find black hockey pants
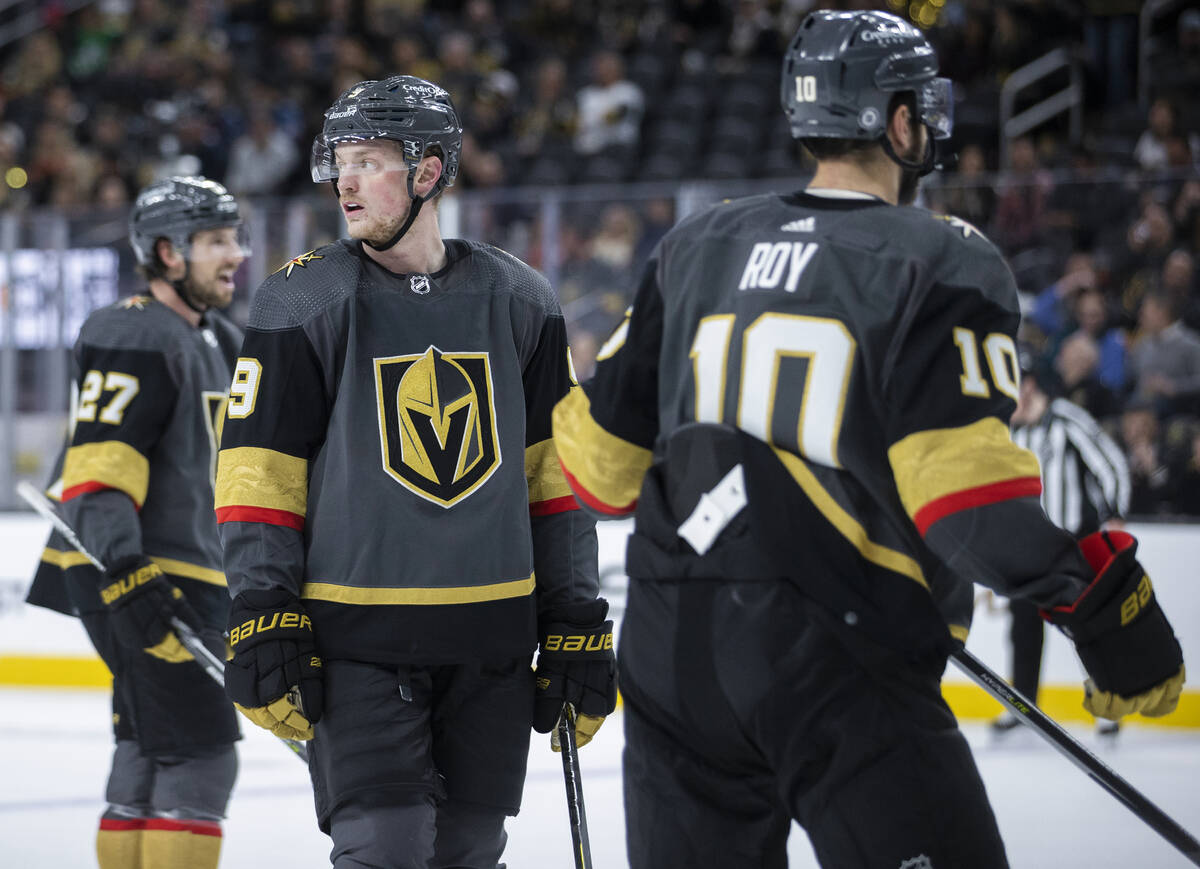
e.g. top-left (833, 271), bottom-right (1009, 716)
top-left (619, 577), bottom-right (1010, 869)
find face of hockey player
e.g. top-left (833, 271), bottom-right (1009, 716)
top-left (334, 140), bottom-right (418, 247)
top-left (183, 225), bottom-right (245, 309)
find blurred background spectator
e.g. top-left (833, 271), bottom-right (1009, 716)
top-left (0, 0), bottom-right (1198, 516)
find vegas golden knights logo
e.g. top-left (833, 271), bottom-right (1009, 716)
top-left (374, 346), bottom-right (501, 507)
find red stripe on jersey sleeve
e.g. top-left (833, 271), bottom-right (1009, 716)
top-left (62, 481), bottom-right (143, 510)
top-left (561, 465), bottom-right (637, 517)
top-left (913, 476), bottom-right (1042, 537)
top-left (529, 494), bottom-right (581, 517)
top-left (215, 505), bottom-right (305, 530)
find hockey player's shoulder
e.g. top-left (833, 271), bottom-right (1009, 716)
top-left (251, 240), bottom-right (358, 328)
top-left (920, 209), bottom-right (1002, 257)
top-left (902, 207), bottom-right (1014, 291)
top-left (265, 240), bottom-right (353, 290)
top-left (666, 193), bottom-right (772, 242)
top-left (461, 239), bottom-right (557, 313)
top-left (79, 294), bottom-right (176, 351)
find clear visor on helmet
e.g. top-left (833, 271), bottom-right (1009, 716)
top-left (311, 133), bottom-right (419, 182)
top-left (180, 223), bottom-right (251, 263)
top-left (917, 77), bottom-right (953, 140)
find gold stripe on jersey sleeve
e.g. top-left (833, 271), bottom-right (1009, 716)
top-left (40, 547), bottom-right (93, 570)
top-left (551, 387), bottom-right (652, 514)
top-left (215, 446), bottom-right (308, 516)
top-left (949, 623), bottom-right (969, 643)
top-left (888, 418), bottom-right (1041, 521)
top-left (301, 572), bottom-right (536, 606)
top-left (772, 446), bottom-right (928, 588)
top-left (148, 556), bottom-right (226, 587)
top-left (62, 441), bottom-right (150, 507)
top-left (525, 438), bottom-right (574, 504)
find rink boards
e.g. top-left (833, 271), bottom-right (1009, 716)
top-left (1, 514), bottom-right (1197, 727)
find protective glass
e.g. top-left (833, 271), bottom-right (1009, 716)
top-left (184, 224), bottom-right (252, 262)
top-left (917, 77), bottom-right (953, 140)
top-left (311, 133), bottom-right (418, 182)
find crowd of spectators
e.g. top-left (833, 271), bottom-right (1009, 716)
top-left (2, 0), bottom-right (1200, 516)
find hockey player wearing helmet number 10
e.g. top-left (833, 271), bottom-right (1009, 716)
top-left (26, 176), bottom-right (248, 869)
top-left (553, 10), bottom-right (1184, 869)
top-left (214, 75), bottom-right (614, 867)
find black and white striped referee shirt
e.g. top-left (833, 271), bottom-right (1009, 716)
top-left (1011, 398), bottom-right (1131, 536)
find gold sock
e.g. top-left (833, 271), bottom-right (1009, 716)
top-left (96, 817), bottom-right (144, 869)
top-left (141, 818), bottom-right (222, 869)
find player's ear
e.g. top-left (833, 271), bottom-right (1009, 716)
top-left (155, 238), bottom-right (184, 271)
top-left (413, 155), bottom-right (443, 197)
top-left (887, 101), bottom-right (915, 154)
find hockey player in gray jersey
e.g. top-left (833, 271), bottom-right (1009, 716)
top-left (26, 176), bottom-right (247, 869)
top-left (215, 76), bottom-right (615, 868)
top-left (554, 10), bottom-right (1184, 869)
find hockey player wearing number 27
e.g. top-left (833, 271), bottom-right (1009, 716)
top-left (25, 176), bottom-right (249, 869)
top-left (553, 10), bottom-right (1186, 869)
top-left (214, 75), bottom-right (615, 869)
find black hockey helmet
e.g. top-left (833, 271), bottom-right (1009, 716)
top-left (311, 74), bottom-right (462, 196)
top-left (129, 176), bottom-right (244, 265)
top-left (782, 10), bottom-right (952, 144)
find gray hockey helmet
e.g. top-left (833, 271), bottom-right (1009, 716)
top-left (782, 10), bottom-right (952, 142)
top-left (129, 176), bottom-right (244, 265)
top-left (311, 74), bottom-right (462, 195)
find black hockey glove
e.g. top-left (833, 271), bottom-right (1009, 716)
top-left (1043, 530), bottom-right (1184, 720)
top-left (100, 556), bottom-right (201, 664)
top-left (533, 598), bottom-right (617, 750)
top-left (225, 589), bottom-right (324, 741)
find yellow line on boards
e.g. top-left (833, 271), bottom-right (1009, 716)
top-left (0, 655), bottom-right (111, 689)
top-left (942, 682), bottom-right (1200, 729)
top-left (1, 657), bottom-right (1197, 729)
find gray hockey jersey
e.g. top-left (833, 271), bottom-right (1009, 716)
top-left (27, 295), bottom-right (241, 628)
top-left (215, 239), bottom-right (597, 665)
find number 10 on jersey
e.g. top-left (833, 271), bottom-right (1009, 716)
top-left (689, 316), bottom-right (1021, 470)
top-left (689, 313), bottom-right (855, 469)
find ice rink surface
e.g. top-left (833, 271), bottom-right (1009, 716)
top-left (2, 688), bottom-right (1199, 868)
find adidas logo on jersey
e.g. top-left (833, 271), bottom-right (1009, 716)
top-left (780, 217), bottom-right (815, 232)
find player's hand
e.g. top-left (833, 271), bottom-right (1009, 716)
top-left (100, 556), bottom-right (199, 663)
top-left (225, 589), bottom-right (323, 740)
top-left (1044, 530), bottom-right (1185, 720)
top-left (533, 598), bottom-right (617, 750)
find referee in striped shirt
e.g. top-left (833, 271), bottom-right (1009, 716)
top-left (993, 351), bottom-right (1132, 734)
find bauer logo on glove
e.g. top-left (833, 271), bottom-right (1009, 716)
top-left (533, 598), bottom-right (618, 750)
top-left (542, 628), bottom-right (614, 654)
top-left (224, 589), bottom-right (324, 741)
top-left (1044, 530), bottom-right (1185, 721)
top-left (229, 611), bottom-right (313, 645)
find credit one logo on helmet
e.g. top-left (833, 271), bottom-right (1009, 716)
top-left (859, 26), bottom-right (910, 44)
top-left (373, 346), bottom-right (501, 507)
top-left (402, 83), bottom-right (447, 99)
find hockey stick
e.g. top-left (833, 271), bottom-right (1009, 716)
top-left (557, 703), bottom-right (593, 869)
top-left (950, 647), bottom-right (1200, 866)
top-left (15, 480), bottom-right (310, 763)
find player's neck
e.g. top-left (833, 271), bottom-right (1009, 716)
top-left (148, 279), bottom-right (203, 328)
top-left (808, 159), bottom-right (900, 205)
top-left (361, 211), bottom-right (448, 276)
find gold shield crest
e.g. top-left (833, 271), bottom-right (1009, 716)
top-left (374, 346), bottom-right (501, 507)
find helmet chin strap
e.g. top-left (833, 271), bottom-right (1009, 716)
top-left (170, 262), bottom-right (208, 315)
top-left (880, 126), bottom-right (937, 177)
top-left (365, 170), bottom-right (438, 253)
